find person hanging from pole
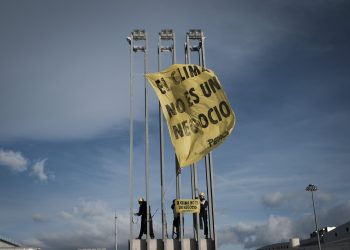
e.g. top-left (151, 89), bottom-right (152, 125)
top-left (199, 192), bottom-right (209, 239)
top-left (134, 197), bottom-right (155, 239)
top-left (171, 199), bottom-right (180, 239)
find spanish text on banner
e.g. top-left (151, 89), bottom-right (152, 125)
top-left (175, 199), bottom-right (200, 214)
top-left (146, 64), bottom-right (235, 167)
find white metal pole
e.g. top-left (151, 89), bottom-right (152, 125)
top-left (158, 33), bottom-right (169, 250)
top-left (143, 32), bottom-right (151, 250)
top-left (128, 33), bottom-right (134, 250)
top-left (186, 32), bottom-right (201, 250)
top-left (209, 154), bottom-right (217, 249)
top-left (312, 191), bottom-right (322, 250)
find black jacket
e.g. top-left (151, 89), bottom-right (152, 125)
top-left (136, 201), bottom-right (147, 219)
top-left (200, 199), bottom-right (208, 216)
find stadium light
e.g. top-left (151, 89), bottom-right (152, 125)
top-left (306, 184), bottom-right (322, 250)
top-left (132, 29), bottom-right (146, 40)
top-left (160, 29), bottom-right (174, 40)
top-left (188, 29), bottom-right (203, 39)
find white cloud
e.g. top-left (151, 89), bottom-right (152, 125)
top-left (29, 199), bottom-right (130, 250)
top-left (59, 211), bottom-right (74, 221)
top-left (218, 200), bottom-right (350, 249)
top-left (31, 159), bottom-right (54, 182)
top-left (318, 200), bottom-right (350, 228)
top-left (0, 148), bottom-right (28, 172)
top-left (262, 192), bottom-right (284, 208)
top-left (315, 191), bottom-right (333, 204)
top-left (0, 149), bottom-right (53, 182)
top-left (255, 215), bottom-right (293, 247)
top-left (32, 213), bottom-right (49, 223)
top-left (73, 199), bottom-right (108, 218)
top-left (218, 215), bottom-right (294, 249)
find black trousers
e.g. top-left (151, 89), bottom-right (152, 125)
top-left (138, 217), bottom-right (154, 239)
top-left (199, 214), bottom-right (208, 237)
top-left (173, 216), bottom-right (180, 238)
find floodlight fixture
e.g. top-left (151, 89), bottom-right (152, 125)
top-left (306, 184), bottom-right (318, 192)
top-left (133, 45), bottom-right (145, 52)
top-left (188, 29), bottom-right (203, 39)
top-left (160, 29), bottom-right (174, 40)
top-left (190, 45), bottom-right (200, 52)
top-left (132, 29), bottom-right (146, 40)
top-left (160, 46), bottom-right (172, 52)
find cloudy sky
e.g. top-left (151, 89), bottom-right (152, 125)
top-left (1, 1), bottom-right (350, 250)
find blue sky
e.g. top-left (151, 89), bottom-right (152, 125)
top-left (1, 1), bottom-right (350, 250)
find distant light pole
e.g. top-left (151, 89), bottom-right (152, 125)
top-left (115, 213), bottom-right (118, 250)
top-left (306, 184), bottom-right (321, 250)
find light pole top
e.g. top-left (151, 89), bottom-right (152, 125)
top-left (159, 29), bottom-right (174, 40)
top-left (306, 184), bottom-right (318, 192)
top-left (132, 29), bottom-right (146, 40)
top-left (187, 29), bottom-right (204, 40)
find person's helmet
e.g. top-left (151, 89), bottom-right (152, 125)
top-left (199, 192), bottom-right (205, 197)
top-left (138, 197), bottom-right (144, 202)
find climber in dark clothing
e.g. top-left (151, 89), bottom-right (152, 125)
top-left (134, 197), bottom-right (155, 239)
top-left (171, 199), bottom-right (180, 239)
top-left (199, 192), bottom-right (209, 239)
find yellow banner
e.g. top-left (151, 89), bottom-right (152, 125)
top-left (146, 64), bottom-right (235, 167)
top-left (175, 199), bottom-right (200, 214)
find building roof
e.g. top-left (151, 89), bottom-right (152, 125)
top-left (0, 235), bottom-right (21, 247)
